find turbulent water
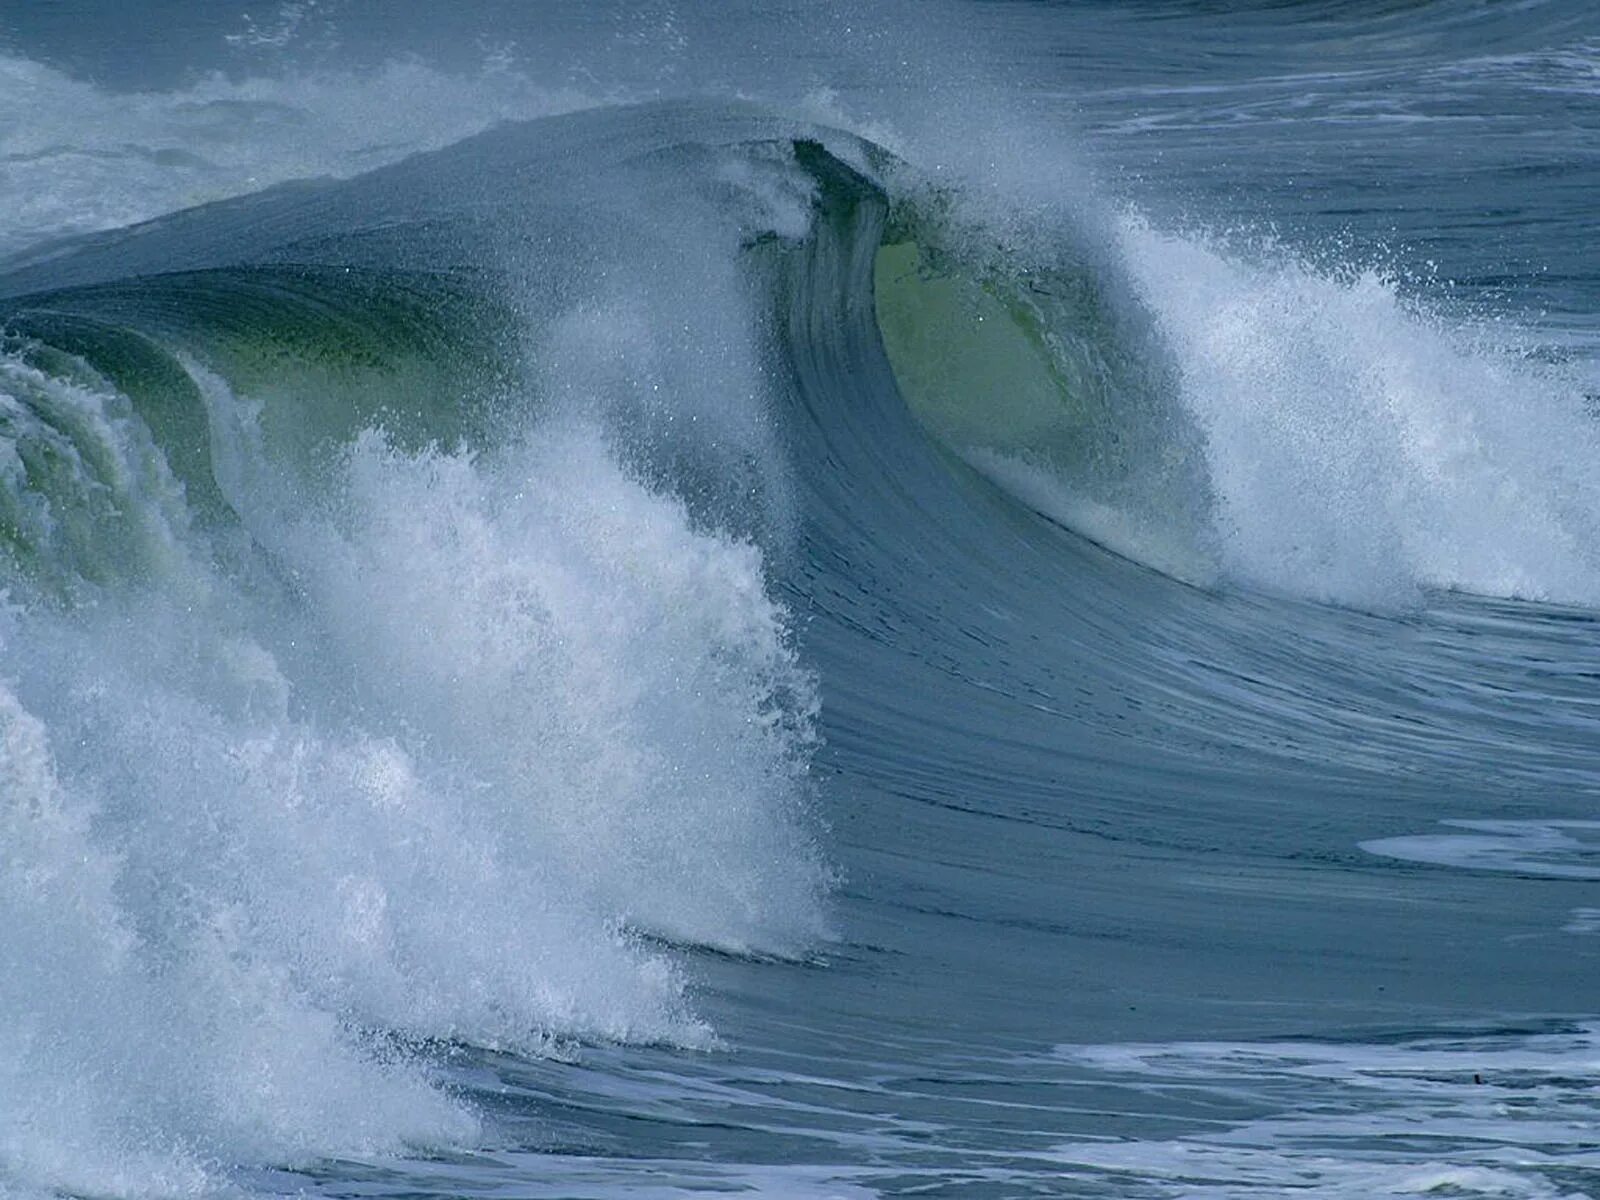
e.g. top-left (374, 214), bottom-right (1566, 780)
top-left (2, 2), bottom-right (1598, 1197)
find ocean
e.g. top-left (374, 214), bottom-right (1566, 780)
top-left (1, 2), bottom-right (1597, 1196)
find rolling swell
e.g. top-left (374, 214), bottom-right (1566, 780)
top-left (0, 99), bottom-right (1598, 1198)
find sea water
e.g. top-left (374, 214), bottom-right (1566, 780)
top-left (1, 3), bottom-right (1598, 1197)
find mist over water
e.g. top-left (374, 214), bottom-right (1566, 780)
top-left (2, 2), bottom-right (1600, 1198)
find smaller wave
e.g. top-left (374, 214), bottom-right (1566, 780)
top-left (877, 179), bottom-right (1600, 608)
top-left (864, 117), bottom-right (1600, 609)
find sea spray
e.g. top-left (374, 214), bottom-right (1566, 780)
top-left (1115, 216), bottom-right (1600, 606)
top-left (0, 343), bottom-right (825, 1193)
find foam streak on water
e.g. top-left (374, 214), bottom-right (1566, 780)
top-left (1052, 1026), bottom-right (1600, 1200)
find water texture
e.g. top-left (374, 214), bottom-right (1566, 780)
top-left (1, 3), bottom-right (1597, 1197)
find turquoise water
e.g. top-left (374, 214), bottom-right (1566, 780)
top-left (1, 5), bottom-right (1598, 1198)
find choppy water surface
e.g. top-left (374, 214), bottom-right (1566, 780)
top-left (1, 3), bottom-right (1597, 1197)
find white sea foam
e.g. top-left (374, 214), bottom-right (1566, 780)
top-left (1115, 217), bottom-right (1600, 607)
top-left (1362, 819), bottom-right (1600, 879)
top-left (1564, 908), bottom-right (1600, 935)
top-left (0, 676), bottom-right (481, 1198)
top-left (1053, 1025), bottom-right (1600, 1199)
top-left (0, 344), bottom-right (824, 1193)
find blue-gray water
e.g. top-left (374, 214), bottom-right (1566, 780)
top-left (1, 3), bottom-right (1597, 1197)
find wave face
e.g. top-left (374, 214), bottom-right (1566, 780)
top-left (3, 3), bottom-right (1600, 1198)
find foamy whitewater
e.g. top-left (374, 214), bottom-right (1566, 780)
top-left (1, 3), bottom-right (1598, 1198)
